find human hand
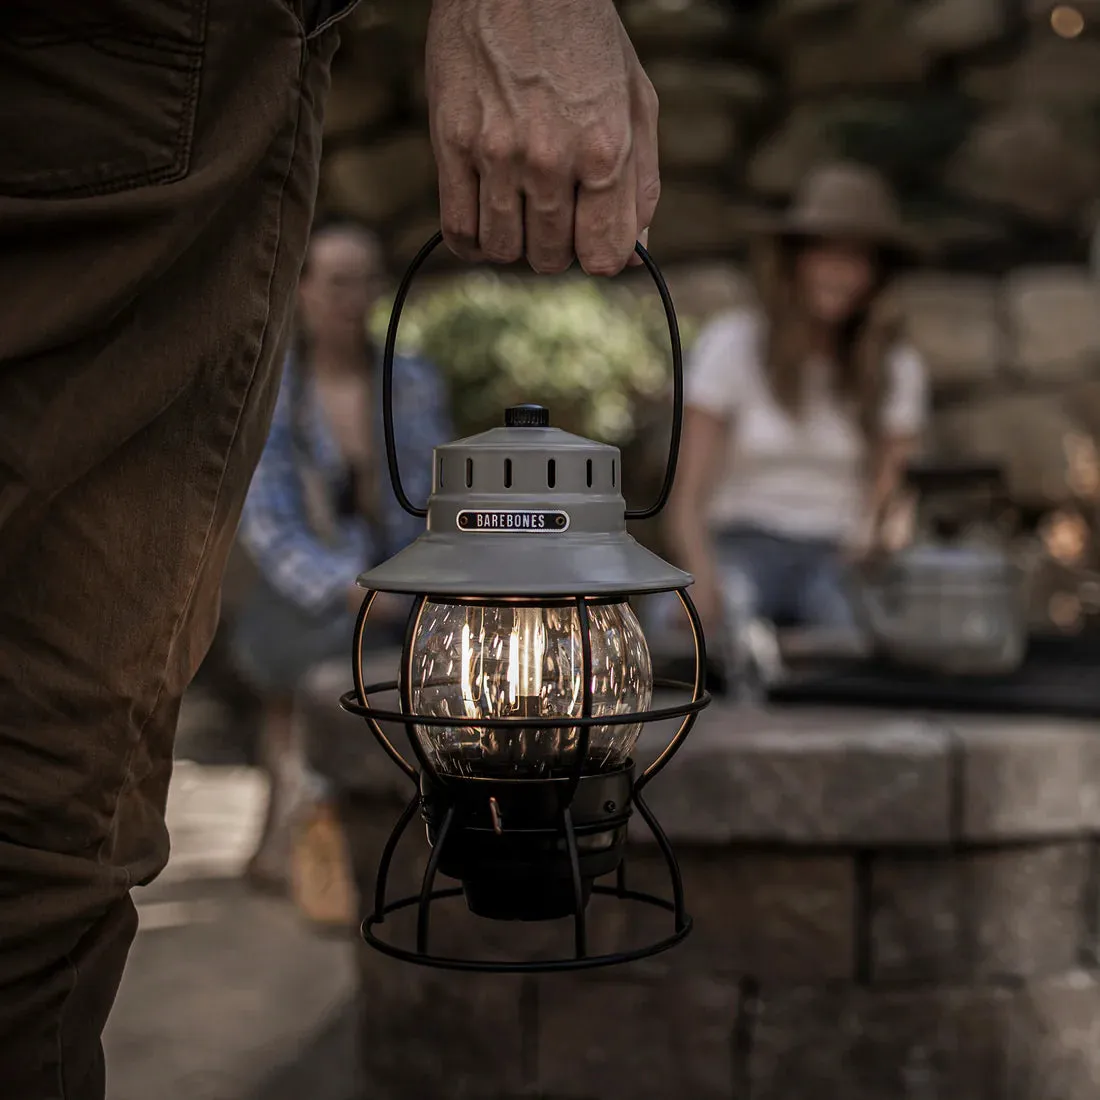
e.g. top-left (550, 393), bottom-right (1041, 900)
top-left (425, 0), bottom-right (660, 276)
top-left (842, 524), bottom-right (885, 568)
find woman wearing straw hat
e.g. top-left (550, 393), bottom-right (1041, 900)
top-left (666, 161), bottom-right (928, 679)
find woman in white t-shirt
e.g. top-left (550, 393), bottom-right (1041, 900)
top-left (667, 162), bottom-right (928, 640)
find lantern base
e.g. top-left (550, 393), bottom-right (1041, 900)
top-left (461, 875), bottom-right (593, 922)
top-left (419, 765), bottom-right (633, 923)
top-left (362, 883), bottom-right (693, 973)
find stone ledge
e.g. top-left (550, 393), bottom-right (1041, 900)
top-left (950, 715), bottom-right (1100, 842)
top-left (633, 706), bottom-right (954, 846)
top-left (301, 654), bottom-right (1100, 847)
top-left (637, 706), bottom-right (1100, 847)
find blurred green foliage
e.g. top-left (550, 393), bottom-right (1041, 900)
top-left (370, 274), bottom-right (695, 444)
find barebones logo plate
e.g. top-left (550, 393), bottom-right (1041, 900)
top-left (456, 510), bottom-right (570, 533)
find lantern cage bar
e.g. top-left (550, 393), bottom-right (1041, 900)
top-left (339, 584), bottom-right (710, 973)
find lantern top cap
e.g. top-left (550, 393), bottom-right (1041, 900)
top-left (504, 404), bottom-right (550, 428)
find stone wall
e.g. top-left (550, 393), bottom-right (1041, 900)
top-left (323, 0), bottom-right (1100, 272)
top-left (299, 666), bottom-right (1100, 1099)
top-left (322, 0), bottom-right (1100, 568)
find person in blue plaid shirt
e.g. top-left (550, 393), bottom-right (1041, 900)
top-left (230, 218), bottom-right (450, 921)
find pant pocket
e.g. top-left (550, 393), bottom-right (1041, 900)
top-left (0, 0), bottom-right (207, 198)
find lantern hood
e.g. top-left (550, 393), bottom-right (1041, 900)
top-left (358, 405), bottom-right (692, 597)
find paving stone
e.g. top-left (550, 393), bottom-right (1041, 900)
top-left (870, 843), bottom-right (1091, 982)
top-left (535, 975), bottom-right (737, 1100)
top-left (106, 882), bottom-right (358, 1100)
top-left (155, 763), bottom-right (266, 888)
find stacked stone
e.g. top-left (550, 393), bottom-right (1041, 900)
top-left (302, 671), bottom-right (1100, 1099)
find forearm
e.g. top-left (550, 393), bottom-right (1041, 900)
top-left (864, 436), bottom-right (917, 536)
top-left (667, 497), bottom-right (719, 593)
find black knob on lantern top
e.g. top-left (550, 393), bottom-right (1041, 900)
top-left (504, 404), bottom-right (550, 428)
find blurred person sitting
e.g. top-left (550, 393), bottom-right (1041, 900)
top-left (231, 218), bottom-right (450, 925)
top-left (666, 162), bottom-right (928, 679)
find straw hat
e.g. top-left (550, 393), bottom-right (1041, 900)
top-left (754, 161), bottom-right (918, 259)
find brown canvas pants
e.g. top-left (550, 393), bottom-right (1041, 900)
top-left (0, 2), bottom-right (349, 1095)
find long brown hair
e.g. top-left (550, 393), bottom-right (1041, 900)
top-left (751, 234), bottom-right (906, 452)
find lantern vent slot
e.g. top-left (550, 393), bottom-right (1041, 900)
top-left (438, 457), bottom-right (444, 489)
top-left (504, 459), bottom-right (513, 489)
top-left (547, 459), bottom-right (556, 489)
top-left (611, 460), bottom-right (617, 487)
top-left (586, 459), bottom-right (593, 488)
top-left (465, 458), bottom-right (473, 488)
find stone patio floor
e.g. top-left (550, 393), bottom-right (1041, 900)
top-left (104, 700), bottom-right (364, 1100)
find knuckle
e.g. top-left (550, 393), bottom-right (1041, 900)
top-left (577, 128), bottom-right (629, 183)
top-left (478, 127), bottom-right (518, 167)
top-left (523, 133), bottom-right (570, 179)
top-left (442, 222), bottom-right (477, 251)
top-left (440, 207), bottom-right (477, 247)
top-left (435, 110), bottom-right (477, 155)
top-left (485, 192), bottom-right (518, 218)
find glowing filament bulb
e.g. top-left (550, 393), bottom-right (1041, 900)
top-left (460, 621), bottom-right (475, 715)
top-left (507, 630), bottom-right (519, 705)
top-left (508, 606), bottom-right (545, 715)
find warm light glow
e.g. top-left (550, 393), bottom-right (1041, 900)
top-left (1051, 4), bottom-right (1085, 37)
top-left (506, 629), bottom-right (520, 705)
top-left (513, 606), bottom-right (545, 703)
top-left (410, 600), bottom-right (653, 778)
top-left (1042, 510), bottom-right (1090, 565)
top-left (460, 620), bottom-right (475, 713)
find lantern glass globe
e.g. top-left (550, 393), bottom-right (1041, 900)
top-left (408, 599), bottom-right (653, 778)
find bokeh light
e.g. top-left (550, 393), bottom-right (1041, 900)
top-left (1051, 4), bottom-right (1086, 37)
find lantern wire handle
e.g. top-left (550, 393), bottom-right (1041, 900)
top-left (381, 231), bottom-right (685, 522)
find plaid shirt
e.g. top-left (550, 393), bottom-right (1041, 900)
top-left (238, 351), bottom-right (450, 614)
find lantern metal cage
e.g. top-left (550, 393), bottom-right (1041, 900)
top-left (339, 232), bottom-right (711, 973)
